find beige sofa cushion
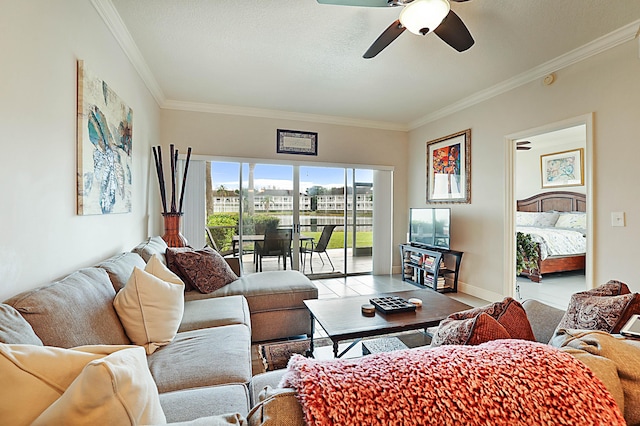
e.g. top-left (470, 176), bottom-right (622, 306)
top-left (160, 384), bottom-right (250, 423)
top-left (180, 296), bottom-right (251, 333)
top-left (132, 236), bottom-right (169, 263)
top-left (0, 304), bottom-right (43, 345)
top-left (147, 325), bottom-right (252, 393)
top-left (5, 268), bottom-right (130, 347)
top-left (0, 344), bottom-right (165, 426)
top-left (97, 252), bottom-right (146, 292)
top-left (185, 271), bottom-right (317, 313)
top-left (114, 258), bottom-right (185, 354)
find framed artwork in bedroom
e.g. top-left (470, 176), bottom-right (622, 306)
top-left (540, 148), bottom-right (584, 188)
top-left (426, 129), bottom-right (471, 204)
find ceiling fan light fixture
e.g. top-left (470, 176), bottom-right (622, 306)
top-left (399, 0), bottom-right (450, 36)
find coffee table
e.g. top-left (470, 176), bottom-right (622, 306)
top-left (304, 289), bottom-right (471, 358)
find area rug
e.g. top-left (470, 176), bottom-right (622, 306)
top-left (259, 340), bottom-right (312, 371)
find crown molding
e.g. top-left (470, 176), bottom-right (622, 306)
top-left (408, 19), bottom-right (640, 130)
top-left (163, 100), bottom-right (409, 132)
top-left (90, 0), bottom-right (165, 106)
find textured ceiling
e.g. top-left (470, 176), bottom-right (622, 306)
top-left (110, 0), bottom-right (640, 128)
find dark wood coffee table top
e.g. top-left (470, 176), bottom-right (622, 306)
top-left (304, 289), bottom-right (471, 343)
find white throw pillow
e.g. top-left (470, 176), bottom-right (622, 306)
top-left (0, 344), bottom-right (165, 425)
top-left (114, 264), bottom-right (185, 354)
top-left (145, 254), bottom-right (184, 285)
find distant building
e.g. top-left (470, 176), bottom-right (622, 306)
top-left (211, 187), bottom-right (372, 213)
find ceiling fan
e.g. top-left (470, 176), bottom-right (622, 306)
top-left (517, 141), bottom-right (532, 151)
top-left (317, 0), bottom-right (474, 59)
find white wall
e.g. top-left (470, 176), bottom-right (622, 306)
top-left (515, 129), bottom-right (586, 200)
top-left (159, 109), bottom-right (409, 271)
top-left (408, 40), bottom-right (640, 299)
top-left (0, 1), bottom-right (160, 300)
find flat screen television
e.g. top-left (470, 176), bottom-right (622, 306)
top-left (409, 208), bottom-right (451, 250)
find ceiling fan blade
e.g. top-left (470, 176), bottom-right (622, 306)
top-left (433, 10), bottom-right (474, 52)
top-left (364, 20), bottom-right (406, 59)
top-left (517, 147), bottom-right (532, 151)
top-left (316, 0), bottom-right (397, 7)
top-left (516, 141), bottom-right (531, 146)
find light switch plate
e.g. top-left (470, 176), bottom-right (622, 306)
top-left (611, 212), bottom-right (625, 227)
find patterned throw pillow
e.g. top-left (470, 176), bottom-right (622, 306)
top-left (165, 247), bottom-right (239, 294)
top-left (557, 281), bottom-right (640, 334)
top-left (447, 297), bottom-right (536, 341)
top-left (431, 313), bottom-right (511, 346)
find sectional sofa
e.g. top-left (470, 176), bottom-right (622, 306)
top-left (1, 236), bottom-right (318, 424)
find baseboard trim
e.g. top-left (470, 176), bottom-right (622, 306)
top-left (457, 280), bottom-right (503, 303)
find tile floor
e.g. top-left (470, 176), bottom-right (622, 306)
top-left (517, 270), bottom-right (586, 310)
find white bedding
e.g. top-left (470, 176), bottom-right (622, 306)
top-left (517, 226), bottom-right (586, 260)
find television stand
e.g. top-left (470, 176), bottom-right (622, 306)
top-left (400, 244), bottom-right (463, 293)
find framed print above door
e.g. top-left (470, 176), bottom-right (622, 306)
top-left (540, 148), bottom-right (584, 188)
top-left (426, 129), bottom-right (471, 204)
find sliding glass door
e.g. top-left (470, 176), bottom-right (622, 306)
top-left (205, 161), bottom-right (374, 277)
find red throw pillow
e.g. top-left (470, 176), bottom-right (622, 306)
top-left (558, 281), bottom-right (640, 334)
top-left (431, 313), bottom-right (511, 347)
top-left (447, 297), bottom-right (536, 341)
top-left (165, 247), bottom-right (238, 294)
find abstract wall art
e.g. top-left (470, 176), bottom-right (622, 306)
top-left (76, 60), bottom-right (133, 215)
top-left (540, 148), bottom-right (584, 188)
top-left (426, 129), bottom-right (471, 204)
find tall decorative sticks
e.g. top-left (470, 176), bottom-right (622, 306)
top-left (152, 145), bottom-right (192, 215)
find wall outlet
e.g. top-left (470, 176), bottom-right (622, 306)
top-left (611, 212), bottom-right (625, 227)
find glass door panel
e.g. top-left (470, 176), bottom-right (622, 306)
top-left (207, 161), bottom-right (374, 277)
top-left (206, 161), bottom-right (241, 256)
top-left (241, 163), bottom-right (295, 274)
top-left (351, 169), bottom-right (374, 274)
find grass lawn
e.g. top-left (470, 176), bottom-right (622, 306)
top-left (302, 231), bottom-right (372, 249)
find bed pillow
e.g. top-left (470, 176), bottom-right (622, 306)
top-left (515, 212), bottom-right (537, 226)
top-left (555, 212), bottom-right (587, 230)
top-left (0, 344), bottom-right (165, 425)
top-left (431, 313), bottom-right (511, 347)
top-left (166, 247), bottom-right (239, 294)
top-left (532, 211), bottom-right (560, 227)
top-left (446, 297), bottom-right (536, 341)
top-left (556, 282), bottom-right (640, 335)
top-left (113, 266), bottom-right (185, 354)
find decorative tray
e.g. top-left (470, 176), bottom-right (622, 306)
top-left (369, 296), bottom-right (417, 314)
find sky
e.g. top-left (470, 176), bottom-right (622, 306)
top-left (210, 162), bottom-right (373, 193)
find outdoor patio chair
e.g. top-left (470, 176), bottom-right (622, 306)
top-left (255, 228), bottom-right (293, 272)
top-left (301, 224), bottom-right (336, 273)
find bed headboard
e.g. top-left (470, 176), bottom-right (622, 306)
top-left (517, 191), bottom-right (586, 213)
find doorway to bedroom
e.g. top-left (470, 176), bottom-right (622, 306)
top-left (507, 115), bottom-right (593, 310)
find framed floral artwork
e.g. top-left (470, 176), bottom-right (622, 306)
top-left (540, 148), bottom-right (584, 188)
top-left (426, 129), bottom-right (471, 204)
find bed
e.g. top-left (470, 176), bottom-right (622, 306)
top-left (516, 191), bottom-right (586, 282)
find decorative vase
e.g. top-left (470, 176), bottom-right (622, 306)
top-left (162, 213), bottom-right (188, 247)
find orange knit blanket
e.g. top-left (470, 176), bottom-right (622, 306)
top-left (280, 340), bottom-right (624, 425)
